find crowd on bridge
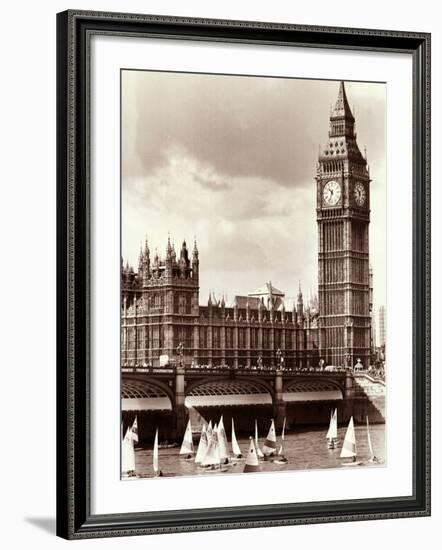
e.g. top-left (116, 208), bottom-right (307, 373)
top-left (123, 358), bottom-right (386, 381)
top-left (122, 343), bottom-right (386, 380)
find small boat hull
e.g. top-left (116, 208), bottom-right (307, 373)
top-left (158, 443), bottom-right (177, 449)
top-left (263, 453), bottom-right (276, 462)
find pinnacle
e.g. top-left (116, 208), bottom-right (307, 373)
top-left (332, 81), bottom-right (355, 121)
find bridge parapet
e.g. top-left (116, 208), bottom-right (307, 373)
top-left (122, 365), bottom-right (349, 379)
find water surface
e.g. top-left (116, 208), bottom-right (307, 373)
top-left (131, 424), bottom-right (385, 479)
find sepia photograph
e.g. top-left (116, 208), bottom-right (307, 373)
top-left (120, 71), bottom-right (387, 479)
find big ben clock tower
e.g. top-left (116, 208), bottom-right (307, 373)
top-left (316, 81), bottom-right (371, 369)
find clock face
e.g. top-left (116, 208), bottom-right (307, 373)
top-left (322, 180), bottom-right (341, 206)
top-left (354, 182), bottom-right (366, 206)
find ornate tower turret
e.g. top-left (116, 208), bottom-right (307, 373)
top-left (179, 240), bottom-right (190, 278)
top-left (191, 240), bottom-right (199, 281)
top-left (138, 245), bottom-right (143, 273)
top-left (153, 248), bottom-right (159, 278)
top-left (297, 282), bottom-right (304, 321)
top-left (139, 238), bottom-right (151, 287)
top-left (165, 235), bottom-right (173, 278)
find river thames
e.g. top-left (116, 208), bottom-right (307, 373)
top-left (130, 423), bottom-right (385, 479)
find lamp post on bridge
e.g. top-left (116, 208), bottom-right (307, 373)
top-left (274, 348), bottom-right (286, 430)
top-left (176, 341), bottom-right (184, 369)
top-left (174, 341), bottom-right (186, 441)
top-left (276, 348), bottom-right (284, 371)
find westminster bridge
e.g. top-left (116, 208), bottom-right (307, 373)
top-left (121, 365), bottom-right (385, 442)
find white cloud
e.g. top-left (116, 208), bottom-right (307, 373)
top-left (122, 73), bottom-right (386, 308)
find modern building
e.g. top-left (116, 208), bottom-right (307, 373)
top-left (121, 81), bottom-right (372, 370)
top-left (378, 305), bottom-right (386, 348)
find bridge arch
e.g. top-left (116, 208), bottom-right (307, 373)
top-left (283, 378), bottom-right (344, 402)
top-left (185, 378), bottom-right (274, 407)
top-left (122, 378), bottom-right (173, 411)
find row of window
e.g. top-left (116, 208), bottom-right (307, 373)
top-left (123, 326), bottom-right (307, 351)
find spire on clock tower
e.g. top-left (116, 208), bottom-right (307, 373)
top-left (333, 81), bottom-right (354, 120)
top-left (329, 81), bottom-right (355, 138)
top-left (319, 81), bottom-right (366, 167)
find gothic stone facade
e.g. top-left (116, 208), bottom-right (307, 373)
top-left (316, 81), bottom-right (371, 368)
top-left (121, 240), bottom-right (319, 369)
top-left (121, 81), bottom-right (372, 370)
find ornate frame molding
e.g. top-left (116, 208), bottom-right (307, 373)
top-left (56, 10), bottom-right (431, 539)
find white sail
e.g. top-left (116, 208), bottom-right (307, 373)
top-left (243, 437), bottom-right (261, 473)
top-left (327, 409), bottom-right (338, 440)
top-left (366, 416), bottom-right (374, 458)
top-left (262, 419), bottom-right (277, 455)
top-left (255, 420), bottom-right (264, 458)
top-left (231, 418), bottom-right (242, 457)
top-left (131, 416), bottom-right (139, 444)
top-left (179, 419), bottom-right (194, 455)
top-left (278, 417), bottom-right (286, 455)
top-left (340, 416), bottom-right (357, 458)
top-left (122, 428), bottom-right (136, 474)
top-left (202, 424), bottom-right (220, 467)
top-left (207, 420), bottom-right (213, 439)
top-left (326, 409), bottom-right (334, 439)
top-left (333, 409), bottom-right (338, 439)
top-left (195, 424), bottom-right (208, 464)
top-left (153, 428), bottom-right (159, 473)
top-left (217, 416), bottom-right (230, 461)
top-left (214, 425), bottom-right (221, 464)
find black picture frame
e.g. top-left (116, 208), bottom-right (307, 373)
top-left (56, 10), bottom-right (431, 540)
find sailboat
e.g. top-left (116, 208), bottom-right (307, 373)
top-left (207, 420), bottom-right (213, 438)
top-left (262, 419), bottom-right (277, 458)
top-left (231, 418), bottom-right (242, 458)
top-left (326, 408), bottom-right (338, 449)
top-left (195, 423), bottom-right (209, 464)
top-left (255, 419), bottom-right (264, 459)
top-left (153, 428), bottom-right (163, 477)
top-left (217, 415), bottom-right (230, 464)
top-left (366, 416), bottom-right (381, 463)
top-left (274, 417), bottom-right (288, 464)
top-left (201, 423), bottom-right (221, 470)
top-left (121, 427), bottom-right (137, 479)
top-left (243, 437), bottom-right (261, 473)
top-left (179, 418), bottom-right (194, 458)
top-left (340, 416), bottom-right (362, 465)
top-left (131, 415), bottom-right (139, 445)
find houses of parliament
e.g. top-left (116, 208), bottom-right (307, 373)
top-left (121, 81), bottom-right (373, 371)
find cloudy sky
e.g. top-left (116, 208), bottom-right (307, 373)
top-left (122, 70), bottom-right (386, 309)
